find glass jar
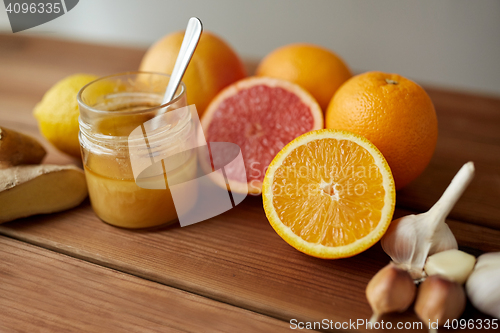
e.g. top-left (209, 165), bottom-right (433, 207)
top-left (77, 72), bottom-right (196, 229)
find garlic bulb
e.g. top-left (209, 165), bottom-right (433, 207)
top-left (381, 162), bottom-right (475, 279)
top-left (466, 252), bottom-right (500, 319)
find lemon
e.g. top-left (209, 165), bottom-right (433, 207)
top-left (33, 74), bottom-right (98, 158)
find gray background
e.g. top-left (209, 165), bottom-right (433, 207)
top-left (1, 0), bottom-right (499, 96)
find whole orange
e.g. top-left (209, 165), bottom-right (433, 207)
top-left (325, 71), bottom-right (438, 189)
top-left (256, 43), bottom-right (352, 110)
top-left (139, 31), bottom-right (246, 116)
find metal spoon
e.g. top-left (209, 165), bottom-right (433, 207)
top-left (162, 17), bottom-right (203, 105)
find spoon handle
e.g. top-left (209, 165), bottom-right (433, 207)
top-left (162, 17), bottom-right (203, 105)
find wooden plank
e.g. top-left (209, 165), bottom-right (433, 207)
top-left (0, 236), bottom-right (297, 333)
top-left (0, 34), bottom-right (499, 331)
top-left (0, 34), bottom-right (145, 97)
top-left (0, 201), bottom-right (497, 332)
top-left (1, 34), bottom-right (499, 229)
top-left (398, 88), bottom-right (500, 230)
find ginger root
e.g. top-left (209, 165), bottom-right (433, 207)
top-left (0, 164), bottom-right (88, 223)
top-left (0, 126), bottom-right (46, 169)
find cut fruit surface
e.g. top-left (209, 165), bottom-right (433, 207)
top-left (201, 77), bottom-right (323, 195)
top-left (262, 129), bottom-right (395, 259)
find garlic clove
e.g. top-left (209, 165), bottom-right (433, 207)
top-left (381, 162), bottom-right (473, 280)
top-left (366, 262), bottom-right (416, 323)
top-left (415, 275), bottom-right (466, 332)
top-left (472, 251), bottom-right (500, 270)
top-left (466, 252), bottom-right (500, 319)
top-left (380, 215), bottom-right (419, 271)
top-left (428, 223), bottom-right (458, 255)
top-left (425, 249), bottom-right (476, 284)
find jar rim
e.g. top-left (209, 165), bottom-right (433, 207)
top-left (76, 71), bottom-right (186, 116)
top-left (79, 114), bottom-right (194, 149)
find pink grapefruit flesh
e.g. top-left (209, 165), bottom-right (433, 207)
top-left (201, 77), bottom-right (323, 195)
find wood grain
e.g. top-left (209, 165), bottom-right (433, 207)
top-left (0, 199), bottom-right (497, 332)
top-left (0, 236), bottom-right (297, 333)
top-left (1, 34), bottom-right (499, 228)
top-left (398, 88), bottom-right (500, 230)
top-left (0, 34), bottom-right (499, 332)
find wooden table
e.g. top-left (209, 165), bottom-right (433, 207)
top-left (0, 34), bottom-right (499, 333)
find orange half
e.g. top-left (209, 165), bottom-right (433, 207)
top-left (262, 129), bottom-right (396, 259)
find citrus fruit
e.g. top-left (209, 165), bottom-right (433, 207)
top-left (326, 71), bottom-right (438, 190)
top-left (256, 43), bottom-right (352, 110)
top-left (201, 77), bottom-right (323, 195)
top-left (139, 31), bottom-right (246, 116)
top-left (262, 129), bottom-right (396, 259)
top-left (34, 74), bottom-right (98, 158)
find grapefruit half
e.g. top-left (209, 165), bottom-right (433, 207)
top-left (201, 77), bottom-right (323, 195)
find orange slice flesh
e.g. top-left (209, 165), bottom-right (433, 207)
top-left (262, 129), bottom-right (395, 259)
